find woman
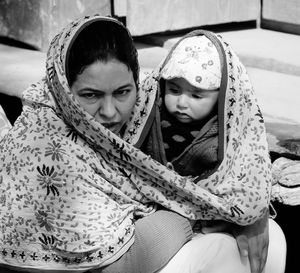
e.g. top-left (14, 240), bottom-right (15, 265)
top-left (0, 14), bottom-right (192, 273)
top-left (0, 15), bottom-right (285, 273)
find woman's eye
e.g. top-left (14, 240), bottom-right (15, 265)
top-left (115, 89), bottom-right (130, 97)
top-left (83, 93), bottom-right (96, 99)
top-left (79, 92), bottom-right (100, 102)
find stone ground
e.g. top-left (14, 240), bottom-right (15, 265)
top-left (1, 26), bottom-right (300, 155)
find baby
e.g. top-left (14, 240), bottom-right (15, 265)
top-left (140, 31), bottom-right (274, 273)
top-left (159, 35), bottom-right (222, 178)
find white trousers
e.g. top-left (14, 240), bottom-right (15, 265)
top-left (158, 219), bottom-right (286, 273)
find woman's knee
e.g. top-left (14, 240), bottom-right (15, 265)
top-left (264, 219), bottom-right (286, 273)
top-left (158, 233), bottom-right (250, 273)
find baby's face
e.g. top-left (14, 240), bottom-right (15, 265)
top-left (164, 78), bottom-right (219, 123)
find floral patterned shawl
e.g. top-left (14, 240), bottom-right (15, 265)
top-left (0, 15), bottom-right (271, 271)
top-left (128, 30), bottom-right (272, 225)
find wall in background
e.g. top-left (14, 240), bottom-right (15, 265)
top-left (123, 0), bottom-right (261, 36)
top-left (0, 0), bottom-right (299, 52)
top-left (0, 0), bottom-right (111, 51)
top-left (262, 0), bottom-right (300, 35)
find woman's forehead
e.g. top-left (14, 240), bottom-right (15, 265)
top-left (72, 59), bottom-right (135, 92)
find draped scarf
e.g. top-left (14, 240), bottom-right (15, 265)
top-left (126, 30), bottom-right (272, 224)
top-left (0, 15), bottom-right (271, 271)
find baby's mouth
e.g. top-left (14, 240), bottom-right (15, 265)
top-left (175, 112), bottom-right (190, 118)
top-left (174, 112), bottom-right (192, 122)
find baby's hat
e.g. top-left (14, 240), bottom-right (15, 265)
top-left (160, 35), bottom-right (221, 90)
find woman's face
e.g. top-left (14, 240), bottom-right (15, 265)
top-left (71, 58), bottom-right (137, 134)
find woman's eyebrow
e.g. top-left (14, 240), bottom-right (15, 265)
top-left (78, 83), bottom-right (134, 93)
top-left (116, 83), bottom-right (134, 90)
top-left (78, 87), bottom-right (102, 93)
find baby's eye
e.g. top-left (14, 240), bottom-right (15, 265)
top-left (192, 94), bottom-right (203, 99)
top-left (169, 88), bottom-right (180, 94)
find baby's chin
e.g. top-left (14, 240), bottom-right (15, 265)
top-left (173, 113), bottom-right (193, 123)
top-left (176, 118), bottom-right (193, 124)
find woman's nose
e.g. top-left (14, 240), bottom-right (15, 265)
top-left (99, 97), bottom-right (116, 119)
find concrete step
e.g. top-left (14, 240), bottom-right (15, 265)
top-left (0, 44), bottom-right (45, 97)
top-left (2, 28), bottom-right (300, 94)
top-left (1, 29), bottom-right (300, 156)
top-left (248, 67), bottom-right (300, 124)
top-left (247, 67), bottom-right (300, 155)
top-left (138, 28), bottom-right (300, 77)
top-left (0, 42), bottom-right (167, 97)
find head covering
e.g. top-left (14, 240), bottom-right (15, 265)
top-left (0, 16), bottom-right (271, 271)
top-left (160, 36), bottom-right (221, 90)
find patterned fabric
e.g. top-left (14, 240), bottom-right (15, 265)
top-left (161, 116), bottom-right (219, 178)
top-left (0, 16), bottom-right (271, 271)
top-left (137, 30), bottom-right (272, 225)
top-left (163, 116), bottom-right (219, 178)
top-left (160, 36), bottom-right (221, 90)
top-left (160, 107), bottom-right (203, 162)
top-left (272, 157), bottom-right (300, 205)
top-left (0, 105), bottom-right (11, 139)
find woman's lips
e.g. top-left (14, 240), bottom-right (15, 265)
top-left (102, 122), bottom-right (119, 132)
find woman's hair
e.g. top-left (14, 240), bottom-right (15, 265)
top-left (67, 20), bottom-right (139, 87)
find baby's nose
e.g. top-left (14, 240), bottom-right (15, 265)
top-left (177, 94), bottom-right (188, 107)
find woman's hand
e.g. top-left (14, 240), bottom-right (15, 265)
top-left (201, 210), bottom-right (269, 273)
top-left (231, 211), bottom-right (269, 273)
